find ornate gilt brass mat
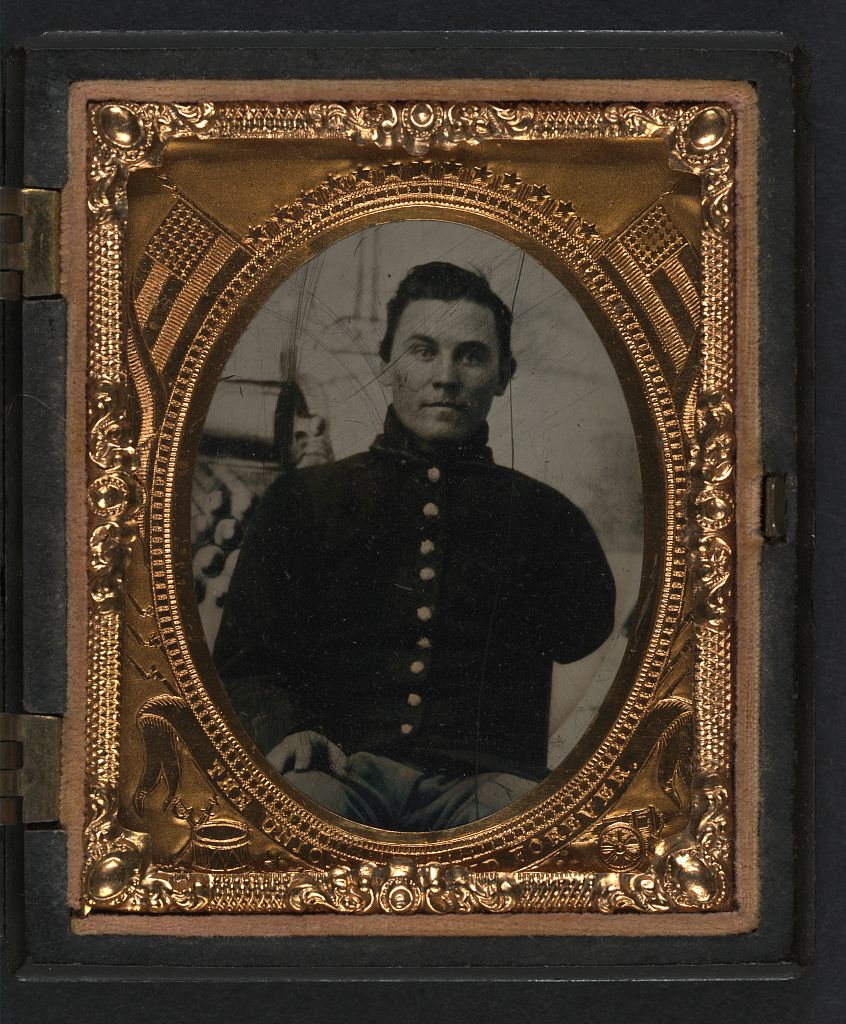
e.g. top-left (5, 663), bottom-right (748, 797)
top-left (65, 83), bottom-right (760, 927)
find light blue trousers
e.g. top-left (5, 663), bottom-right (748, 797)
top-left (286, 751), bottom-right (536, 831)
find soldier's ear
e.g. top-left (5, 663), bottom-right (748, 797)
top-left (495, 355), bottom-right (517, 395)
top-left (379, 357), bottom-right (395, 392)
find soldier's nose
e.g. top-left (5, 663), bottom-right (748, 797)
top-left (432, 357), bottom-right (460, 387)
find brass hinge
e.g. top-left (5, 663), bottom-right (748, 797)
top-left (0, 187), bottom-right (61, 300)
top-left (0, 713), bottom-right (62, 825)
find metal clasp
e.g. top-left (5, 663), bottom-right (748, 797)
top-left (762, 474), bottom-right (786, 542)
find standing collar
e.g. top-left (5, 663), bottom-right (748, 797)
top-left (370, 405), bottom-right (494, 465)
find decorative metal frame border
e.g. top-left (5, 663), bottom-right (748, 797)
top-left (81, 100), bottom-right (736, 915)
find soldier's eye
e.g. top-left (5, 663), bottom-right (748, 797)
top-left (460, 347), bottom-right (487, 365)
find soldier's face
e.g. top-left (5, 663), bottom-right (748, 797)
top-left (384, 298), bottom-right (509, 449)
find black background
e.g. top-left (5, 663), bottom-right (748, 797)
top-left (1, 3), bottom-right (840, 1022)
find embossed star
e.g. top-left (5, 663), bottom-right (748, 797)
top-left (531, 184), bottom-right (551, 202)
top-left (556, 200), bottom-right (575, 216)
top-left (502, 172), bottom-right (521, 189)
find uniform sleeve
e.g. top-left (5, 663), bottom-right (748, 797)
top-left (212, 475), bottom-right (317, 753)
top-left (535, 492), bottom-right (616, 664)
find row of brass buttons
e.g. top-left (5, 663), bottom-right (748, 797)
top-left (401, 465), bottom-right (441, 736)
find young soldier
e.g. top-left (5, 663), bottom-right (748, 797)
top-left (214, 262), bottom-right (615, 830)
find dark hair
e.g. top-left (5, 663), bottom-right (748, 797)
top-left (379, 261), bottom-right (516, 377)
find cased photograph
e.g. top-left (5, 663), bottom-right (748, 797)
top-left (69, 91), bottom-right (758, 922)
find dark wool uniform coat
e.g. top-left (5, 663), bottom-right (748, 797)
top-left (214, 408), bottom-right (616, 781)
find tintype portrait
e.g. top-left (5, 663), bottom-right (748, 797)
top-left (194, 224), bottom-right (641, 830)
top-left (75, 92), bottom-right (752, 919)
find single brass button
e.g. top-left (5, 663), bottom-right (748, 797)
top-left (407, 693), bottom-right (422, 707)
top-left (417, 606), bottom-right (433, 622)
top-left (400, 723), bottom-right (414, 735)
top-left (419, 566), bottom-right (436, 581)
top-left (422, 502), bottom-right (439, 517)
top-left (417, 637), bottom-right (431, 648)
top-left (420, 539), bottom-right (435, 555)
top-left (410, 660), bottom-right (425, 674)
top-left (427, 466), bottom-right (441, 482)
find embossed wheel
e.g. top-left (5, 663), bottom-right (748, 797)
top-left (596, 822), bottom-right (647, 870)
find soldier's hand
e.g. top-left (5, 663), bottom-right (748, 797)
top-left (266, 730), bottom-right (349, 776)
